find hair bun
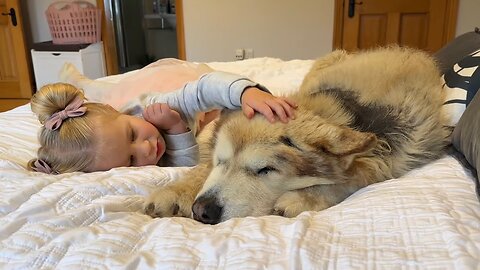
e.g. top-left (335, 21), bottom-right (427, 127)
top-left (31, 83), bottom-right (85, 124)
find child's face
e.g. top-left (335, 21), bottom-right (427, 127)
top-left (88, 114), bottom-right (166, 171)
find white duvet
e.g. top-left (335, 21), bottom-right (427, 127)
top-left (0, 58), bottom-right (479, 269)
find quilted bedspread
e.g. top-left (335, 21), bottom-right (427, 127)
top-left (0, 58), bottom-right (479, 269)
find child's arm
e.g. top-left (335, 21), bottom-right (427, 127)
top-left (121, 71), bottom-right (296, 127)
top-left (142, 103), bottom-right (199, 167)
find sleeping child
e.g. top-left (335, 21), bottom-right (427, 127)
top-left (28, 61), bottom-right (296, 174)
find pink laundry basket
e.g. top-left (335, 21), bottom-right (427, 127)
top-left (46, 1), bottom-right (102, 44)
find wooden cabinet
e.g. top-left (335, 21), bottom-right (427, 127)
top-left (31, 42), bottom-right (106, 90)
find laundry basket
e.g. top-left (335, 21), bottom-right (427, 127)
top-left (46, 1), bottom-right (101, 44)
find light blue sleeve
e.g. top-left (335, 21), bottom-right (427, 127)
top-left (158, 131), bottom-right (199, 167)
top-left (120, 71), bottom-right (269, 126)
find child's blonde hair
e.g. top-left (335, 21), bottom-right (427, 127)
top-left (28, 83), bottom-right (119, 173)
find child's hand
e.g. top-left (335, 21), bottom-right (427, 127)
top-left (143, 103), bottom-right (188, 134)
top-left (241, 87), bottom-right (297, 123)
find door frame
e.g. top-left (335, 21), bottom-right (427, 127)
top-left (96, 0), bottom-right (186, 75)
top-left (332, 0), bottom-right (459, 50)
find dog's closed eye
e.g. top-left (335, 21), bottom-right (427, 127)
top-left (257, 166), bottom-right (277, 175)
top-left (215, 158), bottom-right (228, 166)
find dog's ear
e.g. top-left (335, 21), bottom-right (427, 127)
top-left (312, 125), bottom-right (377, 170)
top-left (311, 124), bottom-right (377, 157)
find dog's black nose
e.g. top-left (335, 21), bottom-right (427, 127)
top-left (192, 196), bottom-right (223, 225)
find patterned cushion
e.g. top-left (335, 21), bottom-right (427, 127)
top-left (441, 49), bottom-right (480, 125)
top-left (434, 28), bottom-right (480, 74)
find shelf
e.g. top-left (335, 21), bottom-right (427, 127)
top-left (144, 13), bottom-right (176, 20)
top-left (144, 13), bottom-right (176, 29)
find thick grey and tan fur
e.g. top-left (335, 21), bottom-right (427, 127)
top-left (144, 46), bottom-right (450, 224)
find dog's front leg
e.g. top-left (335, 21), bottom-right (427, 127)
top-left (143, 163), bottom-right (211, 219)
top-left (273, 183), bottom-right (361, 218)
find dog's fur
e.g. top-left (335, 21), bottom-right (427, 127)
top-left (143, 46), bottom-right (450, 224)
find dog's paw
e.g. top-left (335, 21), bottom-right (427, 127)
top-left (143, 186), bottom-right (193, 218)
top-left (273, 190), bottom-right (330, 218)
top-left (272, 191), bottom-right (309, 218)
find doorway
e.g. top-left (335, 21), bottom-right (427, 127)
top-left (98, 0), bottom-right (185, 74)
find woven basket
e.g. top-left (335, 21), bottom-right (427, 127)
top-left (46, 1), bottom-right (101, 44)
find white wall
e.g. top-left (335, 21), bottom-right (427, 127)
top-left (455, 0), bottom-right (480, 36)
top-left (183, 0), bottom-right (334, 62)
top-left (182, 0), bottom-right (480, 62)
top-left (27, 0), bottom-right (479, 60)
top-left (27, 0), bottom-right (96, 43)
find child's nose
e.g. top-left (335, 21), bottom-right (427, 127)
top-left (138, 140), bottom-right (153, 157)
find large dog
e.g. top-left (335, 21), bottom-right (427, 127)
top-left (143, 46), bottom-right (450, 224)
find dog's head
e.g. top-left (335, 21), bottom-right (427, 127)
top-left (192, 110), bottom-right (376, 224)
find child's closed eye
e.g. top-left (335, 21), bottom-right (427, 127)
top-left (130, 155), bottom-right (135, 166)
top-left (130, 129), bottom-right (136, 142)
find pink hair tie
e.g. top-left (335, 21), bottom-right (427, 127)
top-left (32, 159), bottom-right (55, 174)
top-left (44, 96), bottom-right (87, 130)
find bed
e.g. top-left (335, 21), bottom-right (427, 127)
top-left (1, 33), bottom-right (480, 269)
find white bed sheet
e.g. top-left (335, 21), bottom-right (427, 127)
top-left (0, 58), bottom-right (479, 269)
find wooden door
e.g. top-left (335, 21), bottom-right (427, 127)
top-left (333, 0), bottom-right (458, 53)
top-left (0, 0), bottom-right (33, 111)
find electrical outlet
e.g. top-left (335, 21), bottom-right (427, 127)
top-left (245, 49), bottom-right (254, 59)
top-left (235, 49), bottom-right (244, 60)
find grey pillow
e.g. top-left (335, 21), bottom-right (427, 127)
top-left (441, 27), bottom-right (480, 169)
top-left (452, 90), bottom-right (480, 196)
top-left (437, 28), bottom-right (480, 198)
